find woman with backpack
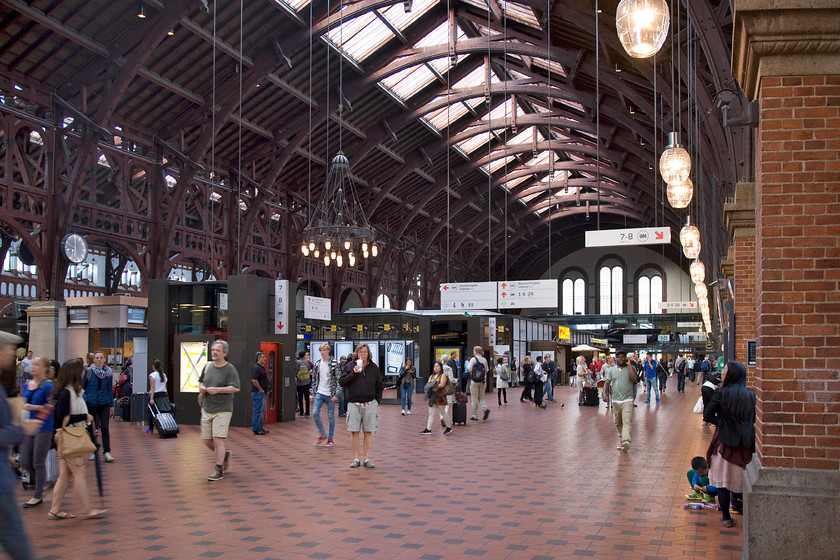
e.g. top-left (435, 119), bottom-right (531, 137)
top-left (703, 361), bottom-right (755, 528)
top-left (519, 356), bottom-right (534, 403)
top-left (20, 356), bottom-right (55, 508)
top-left (145, 359), bottom-right (169, 433)
top-left (494, 356), bottom-right (509, 406)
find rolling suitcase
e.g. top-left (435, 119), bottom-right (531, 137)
top-left (452, 401), bottom-right (468, 425)
top-left (149, 401), bottom-right (179, 438)
top-left (583, 386), bottom-right (599, 406)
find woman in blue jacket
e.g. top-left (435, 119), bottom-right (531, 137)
top-left (84, 351), bottom-right (114, 462)
top-left (20, 356), bottom-right (55, 507)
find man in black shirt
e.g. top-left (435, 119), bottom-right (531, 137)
top-left (250, 352), bottom-right (269, 435)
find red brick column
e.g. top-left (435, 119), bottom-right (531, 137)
top-left (724, 183), bottom-right (756, 385)
top-left (733, 2), bottom-right (840, 558)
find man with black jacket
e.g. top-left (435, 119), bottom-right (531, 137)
top-left (339, 343), bottom-right (383, 469)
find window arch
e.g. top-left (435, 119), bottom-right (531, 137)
top-left (638, 274), bottom-right (663, 314)
top-left (376, 294), bottom-right (391, 309)
top-left (562, 278), bottom-right (585, 315)
top-left (405, 299), bottom-right (416, 311)
top-left (599, 265), bottom-right (623, 314)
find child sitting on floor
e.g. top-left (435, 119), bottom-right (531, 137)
top-left (686, 456), bottom-right (717, 503)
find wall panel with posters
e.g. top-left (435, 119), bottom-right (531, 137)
top-left (179, 341), bottom-right (208, 393)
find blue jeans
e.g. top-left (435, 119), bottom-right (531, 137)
top-left (543, 378), bottom-right (554, 401)
top-left (0, 491), bottom-right (33, 559)
top-left (645, 377), bottom-right (660, 402)
top-left (312, 393), bottom-right (336, 440)
top-left (251, 392), bottom-right (266, 432)
top-left (401, 381), bottom-right (413, 411)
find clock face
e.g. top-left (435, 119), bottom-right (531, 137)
top-left (62, 233), bottom-right (88, 264)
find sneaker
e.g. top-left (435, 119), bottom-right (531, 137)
top-left (315, 435), bottom-right (327, 445)
top-left (325, 439), bottom-right (335, 447)
top-left (622, 442), bottom-right (630, 451)
top-left (349, 459), bottom-right (361, 468)
top-left (401, 409), bottom-right (405, 415)
top-left (103, 452), bottom-right (114, 463)
top-left (89, 453), bottom-right (95, 461)
top-left (144, 428), bottom-right (153, 433)
top-left (644, 400), bottom-right (650, 404)
top-left (702, 494), bottom-right (716, 504)
top-left (656, 400), bottom-right (660, 404)
top-left (443, 427), bottom-right (452, 435)
top-left (730, 505), bottom-right (742, 514)
top-left (723, 519), bottom-right (735, 528)
top-left (420, 429), bottom-right (432, 434)
top-left (223, 450), bottom-right (232, 472)
top-left (362, 459), bottom-right (375, 468)
top-left (686, 491), bottom-right (704, 501)
top-left (616, 444), bottom-right (625, 450)
top-left (207, 466), bottom-right (224, 481)
top-left (406, 410), bottom-right (410, 415)
top-left (483, 409), bottom-right (490, 420)
top-left (470, 416), bottom-right (479, 421)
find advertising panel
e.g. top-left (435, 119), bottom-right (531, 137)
top-left (179, 341), bottom-right (208, 393)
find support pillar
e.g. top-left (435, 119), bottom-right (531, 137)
top-left (26, 301), bottom-right (65, 361)
top-left (733, 1), bottom-right (840, 558)
top-left (724, 183), bottom-right (756, 381)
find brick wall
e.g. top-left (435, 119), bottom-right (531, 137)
top-left (734, 235), bottom-right (756, 385)
top-left (755, 75), bottom-right (840, 470)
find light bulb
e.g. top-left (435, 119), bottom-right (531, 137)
top-left (344, 240), bottom-right (351, 250)
top-left (371, 243), bottom-right (378, 257)
top-left (336, 254), bottom-right (343, 267)
top-left (680, 223), bottom-right (701, 259)
top-left (313, 249), bottom-right (320, 258)
top-left (363, 250), bottom-right (369, 259)
top-left (690, 260), bottom-right (705, 284)
top-left (660, 132), bottom-right (691, 184)
top-left (308, 241), bottom-right (315, 251)
top-left (324, 255), bottom-right (330, 266)
top-left (301, 244), bottom-right (309, 256)
top-left (325, 240), bottom-right (331, 251)
top-left (666, 177), bottom-right (693, 209)
top-left (362, 242), bottom-right (368, 253)
top-left (349, 253), bottom-right (356, 267)
top-left (330, 250), bottom-right (336, 259)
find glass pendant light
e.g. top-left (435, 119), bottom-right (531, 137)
top-left (666, 177), bottom-right (693, 209)
top-left (660, 132), bottom-right (691, 185)
top-left (695, 282), bottom-right (708, 300)
top-left (690, 260), bottom-right (705, 284)
top-left (680, 218), bottom-right (701, 259)
top-left (615, 0), bottom-right (670, 58)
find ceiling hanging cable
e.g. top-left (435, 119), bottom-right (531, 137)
top-left (595, 0), bottom-right (600, 229)
top-left (546, 0), bottom-right (552, 272)
top-left (207, 0), bottom-right (217, 241)
top-left (503, 4), bottom-right (509, 284)
top-left (486, 0), bottom-right (492, 282)
top-left (307, 0), bottom-right (313, 224)
top-left (654, 51), bottom-right (657, 228)
top-left (446, 0), bottom-right (451, 284)
top-left (236, 0), bottom-right (244, 273)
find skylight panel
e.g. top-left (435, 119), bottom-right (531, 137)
top-left (457, 132), bottom-right (492, 155)
top-left (560, 99), bottom-right (585, 112)
top-left (504, 175), bottom-right (530, 189)
top-left (426, 99), bottom-right (471, 130)
top-left (484, 154), bottom-right (516, 174)
top-left (381, 64), bottom-right (437, 100)
top-left (327, 11), bottom-right (393, 63)
top-left (533, 57), bottom-right (567, 78)
top-left (501, 1), bottom-right (541, 28)
top-left (381, 0), bottom-right (437, 30)
top-left (506, 127), bottom-right (541, 145)
top-left (453, 64), bottom-right (499, 90)
top-left (274, 0), bottom-right (310, 12)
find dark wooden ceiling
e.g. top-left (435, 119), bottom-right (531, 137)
top-left (0, 0), bottom-right (746, 280)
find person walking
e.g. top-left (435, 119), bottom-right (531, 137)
top-left (602, 351), bottom-right (639, 451)
top-left (675, 354), bottom-right (687, 393)
top-left (20, 356), bottom-right (54, 508)
top-left (146, 359), bottom-right (170, 434)
top-left (398, 357), bottom-right (416, 416)
top-left (420, 361), bottom-right (452, 435)
top-left (339, 343), bottom-right (383, 469)
top-left (519, 356), bottom-right (534, 402)
top-left (703, 361), bottom-right (755, 528)
top-left (466, 346), bottom-right (490, 421)
top-left (250, 352), bottom-right (269, 435)
top-left (49, 359), bottom-right (107, 520)
top-left (642, 354), bottom-right (660, 405)
top-left (310, 343), bottom-right (340, 446)
top-left (494, 357), bottom-right (509, 405)
top-left (199, 340), bottom-right (240, 481)
top-left (533, 356), bottom-right (546, 409)
top-left (83, 351), bottom-right (115, 462)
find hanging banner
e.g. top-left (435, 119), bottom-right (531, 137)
top-left (304, 295), bottom-right (331, 321)
top-left (274, 280), bottom-right (289, 334)
top-left (489, 317), bottom-right (497, 345)
top-left (440, 282), bottom-right (498, 310)
top-left (385, 341), bottom-right (405, 375)
top-left (585, 227), bottom-right (671, 247)
top-left (497, 280), bottom-right (558, 309)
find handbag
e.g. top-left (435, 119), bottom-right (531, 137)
top-left (454, 391), bottom-right (468, 403)
top-left (54, 416), bottom-right (96, 460)
top-left (693, 396), bottom-right (703, 414)
top-left (439, 376), bottom-right (455, 397)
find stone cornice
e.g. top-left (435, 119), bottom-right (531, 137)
top-left (724, 182), bottom-right (756, 238)
top-left (733, 1), bottom-right (840, 99)
top-left (720, 245), bottom-right (735, 284)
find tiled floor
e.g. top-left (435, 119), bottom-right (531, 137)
top-left (18, 382), bottom-right (743, 559)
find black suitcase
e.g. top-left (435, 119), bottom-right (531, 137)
top-left (583, 386), bottom-right (599, 406)
top-left (118, 396), bottom-right (131, 422)
top-left (452, 402), bottom-right (468, 425)
top-left (149, 402), bottom-right (179, 438)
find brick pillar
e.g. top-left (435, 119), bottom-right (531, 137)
top-left (733, 2), bottom-right (840, 558)
top-left (723, 183), bottom-right (756, 381)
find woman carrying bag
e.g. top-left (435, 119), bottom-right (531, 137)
top-left (146, 359), bottom-right (171, 433)
top-left (420, 362), bottom-right (453, 435)
top-left (398, 358), bottom-right (416, 416)
top-left (49, 359), bottom-right (107, 520)
top-left (19, 356), bottom-right (55, 508)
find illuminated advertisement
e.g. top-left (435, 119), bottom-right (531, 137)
top-left (180, 341), bottom-right (208, 393)
top-left (385, 341), bottom-right (405, 374)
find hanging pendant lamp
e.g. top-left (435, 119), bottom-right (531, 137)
top-left (695, 282), bottom-right (708, 300)
top-left (680, 218), bottom-right (701, 259)
top-left (666, 177), bottom-right (693, 209)
top-left (689, 259), bottom-right (705, 284)
top-left (615, 0), bottom-right (670, 59)
top-left (660, 132), bottom-right (691, 185)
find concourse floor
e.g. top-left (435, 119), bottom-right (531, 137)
top-left (20, 382), bottom-right (743, 560)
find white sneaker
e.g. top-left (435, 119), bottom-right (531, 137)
top-left (406, 410), bottom-right (411, 415)
top-left (104, 452), bottom-right (115, 463)
top-left (89, 453), bottom-right (95, 461)
top-left (401, 409), bottom-right (405, 415)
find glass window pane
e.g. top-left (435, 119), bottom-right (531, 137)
top-left (612, 266), bottom-right (623, 314)
top-left (638, 276), bottom-right (650, 314)
top-left (574, 278), bottom-right (585, 314)
top-left (562, 279), bottom-right (573, 315)
top-left (599, 267), bottom-right (611, 314)
top-left (651, 275), bottom-right (663, 315)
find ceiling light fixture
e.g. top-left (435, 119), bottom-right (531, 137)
top-left (137, 3), bottom-right (146, 18)
top-left (680, 217), bottom-right (701, 259)
top-left (615, 0), bottom-right (670, 58)
top-left (689, 259), bottom-right (705, 285)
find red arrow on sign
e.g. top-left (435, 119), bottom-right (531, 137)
top-left (443, 285), bottom-right (449, 291)
top-left (501, 292), bottom-right (507, 298)
top-left (277, 322), bottom-right (284, 330)
top-left (501, 282), bottom-right (507, 288)
top-left (655, 231), bottom-right (664, 240)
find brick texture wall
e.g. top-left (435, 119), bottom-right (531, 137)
top-left (734, 235), bottom-right (756, 386)
top-left (755, 75), bottom-right (840, 470)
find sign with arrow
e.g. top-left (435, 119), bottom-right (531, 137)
top-left (439, 282), bottom-right (498, 310)
top-left (585, 227), bottom-right (671, 247)
top-left (497, 279), bottom-right (558, 309)
top-left (274, 279), bottom-right (289, 334)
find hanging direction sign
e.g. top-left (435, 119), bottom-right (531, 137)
top-left (304, 295), bottom-right (331, 321)
top-left (497, 280), bottom-right (558, 309)
top-left (585, 227), bottom-right (671, 247)
top-left (660, 301), bottom-right (698, 311)
top-left (440, 282), bottom-right (498, 310)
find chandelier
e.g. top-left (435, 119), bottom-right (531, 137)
top-left (689, 259), bottom-right (705, 284)
top-left (615, 0), bottom-right (670, 59)
top-left (299, 152), bottom-right (378, 268)
top-left (680, 219), bottom-right (701, 259)
top-left (660, 132), bottom-right (691, 185)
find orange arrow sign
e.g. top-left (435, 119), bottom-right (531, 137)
top-left (655, 231), bottom-right (664, 240)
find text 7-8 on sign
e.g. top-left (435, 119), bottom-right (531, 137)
top-left (585, 227), bottom-right (671, 248)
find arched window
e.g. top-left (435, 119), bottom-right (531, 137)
top-left (599, 265), bottom-right (623, 314)
top-left (376, 294), bottom-right (391, 309)
top-left (638, 274), bottom-right (663, 314)
top-left (405, 299), bottom-right (416, 311)
top-left (562, 278), bottom-right (585, 315)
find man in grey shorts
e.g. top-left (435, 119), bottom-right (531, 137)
top-left (199, 340), bottom-right (241, 481)
top-left (339, 343), bottom-right (383, 469)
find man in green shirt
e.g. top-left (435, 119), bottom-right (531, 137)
top-left (199, 340), bottom-right (240, 481)
top-left (602, 350), bottom-right (639, 452)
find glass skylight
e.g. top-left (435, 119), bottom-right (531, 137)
top-left (484, 154), bottom-right (516, 174)
top-left (532, 56), bottom-right (567, 78)
top-left (501, 0), bottom-right (541, 28)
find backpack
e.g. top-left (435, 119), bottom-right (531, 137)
top-left (498, 364), bottom-right (510, 382)
top-left (296, 360), bottom-right (311, 382)
top-left (471, 359), bottom-right (486, 383)
top-left (676, 359), bottom-right (686, 373)
top-left (524, 363), bottom-right (536, 384)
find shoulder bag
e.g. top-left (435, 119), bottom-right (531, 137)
top-left (54, 416), bottom-right (96, 460)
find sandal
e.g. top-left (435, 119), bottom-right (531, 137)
top-left (80, 509), bottom-right (108, 520)
top-left (23, 498), bottom-right (43, 508)
top-left (49, 511), bottom-right (76, 520)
